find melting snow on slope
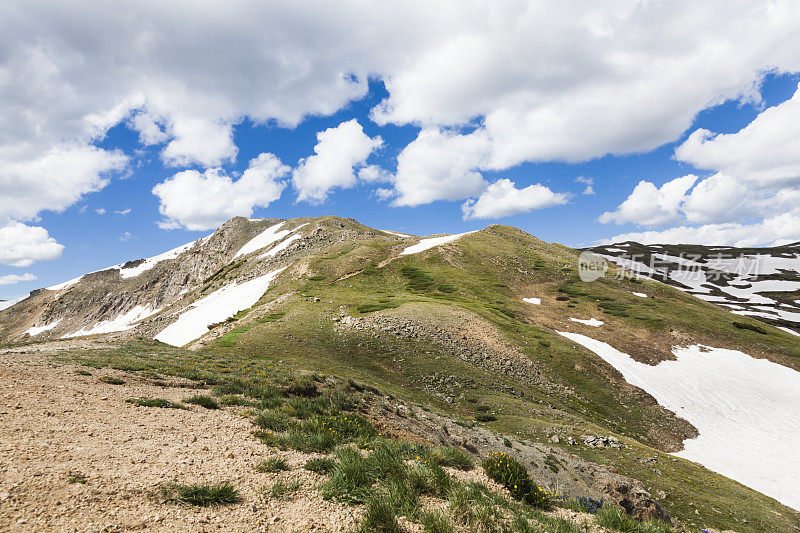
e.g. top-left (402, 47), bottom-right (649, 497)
top-left (400, 232), bottom-right (475, 255)
top-left (522, 297), bottom-right (541, 305)
top-left (259, 232), bottom-right (303, 258)
top-left (0, 296), bottom-right (25, 311)
top-left (569, 317), bottom-right (603, 327)
top-left (25, 319), bottom-right (62, 336)
top-left (777, 326), bottom-right (800, 337)
top-left (155, 268), bottom-right (285, 347)
top-left (235, 222), bottom-right (291, 258)
top-left (119, 240), bottom-right (197, 278)
top-left (381, 229), bottom-right (413, 238)
top-left (63, 305), bottom-right (161, 338)
top-left (631, 292), bottom-right (647, 298)
top-left (557, 331), bottom-right (800, 511)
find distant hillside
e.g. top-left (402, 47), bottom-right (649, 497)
top-left (585, 241), bottom-right (800, 336)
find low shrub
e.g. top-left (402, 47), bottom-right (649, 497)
top-left (475, 413), bottom-right (497, 422)
top-left (482, 452), bottom-right (549, 509)
top-left (99, 376), bottom-right (125, 385)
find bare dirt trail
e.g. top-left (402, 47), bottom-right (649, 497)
top-left (0, 350), bottom-right (355, 532)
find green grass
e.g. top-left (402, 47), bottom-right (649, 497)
top-left (264, 475), bottom-right (302, 499)
top-left (126, 397), bottom-right (185, 409)
top-left (304, 457), bottom-right (336, 474)
top-left (76, 369), bottom-right (92, 376)
top-left (428, 446), bottom-right (474, 471)
top-left (596, 507), bottom-right (674, 532)
top-left (217, 325), bottom-right (253, 346)
top-left (98, 376), bottom-right (125, 385)
top-left (732, 321), bottom-right (767, 334)
top-left (255, 456), bottom-right (289, 473)
top-left (67, 474), bottom-right (87, 484)
top-left (162, 482), bottom-right (239, 506)
top-left (183, 394), bottom-right (220, 409)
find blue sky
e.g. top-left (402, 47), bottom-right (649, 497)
top-left (3, 2), bottom-right (800, 300)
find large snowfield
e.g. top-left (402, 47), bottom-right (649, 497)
top-left (155, 268), bottom-right (285, 347)
top-left (557, 331), bottom-right (800, 510)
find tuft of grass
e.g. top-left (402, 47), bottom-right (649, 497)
top-left (595, 506), bottom-right (673, 532)
top-left (429, 446), bottom-right (474, 471)
top-left (126, 397), bottom-right (185, 409)
top-left (76, 369), bottom-right (92, 376)
top-left (162, 482), bottom-right (239, 506)
top-left (253, 408), bottom-right (291, 431)
top-left (304, 457), bottom-right (336, 474)
top-left (219, 394), bottom-right (254, 406)
top-left (419, 509), bottom-right (453, 533)
top-left (264, 475), bottom-right (302, 499)
top-left (322, 446), bottom-right (378, 503)
top-left (183, 394), bottom-right (220, 409)
top-left (99, 376), bottom-right (125, 385)
top-left (475, 413), bottom-right (497, 422)
top-left (255, 457), bottom-right (289, 473)
top-left (67, 474), bottom-right (87, 484)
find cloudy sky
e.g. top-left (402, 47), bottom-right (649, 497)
top-left (2, 0), bottom-right (800, 299)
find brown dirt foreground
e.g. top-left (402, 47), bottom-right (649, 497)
top-left (0, 350), bottom-right (360, 532)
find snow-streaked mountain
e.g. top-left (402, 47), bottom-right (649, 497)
top-left (0, 216), bottom-right (401, 346)
top-left (587, 241), bottom-right (800, 333)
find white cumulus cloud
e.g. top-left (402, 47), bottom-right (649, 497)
top-left (292, 119), bottom-right (382, 204)
top-left (461, 179), bottom-right (569, 220)
top-left (0, 273), bottom-right (36, 286)
top-left (0, 222), bottom-right (64, 267)
top-left (153, 153), bottom-right (289, 231)
top-left (599, 175), bottom-right (698, 227)
top-left (675, 83), bottom-right (800, 186)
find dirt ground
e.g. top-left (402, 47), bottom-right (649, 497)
top-left (0, 349), bottom-right (358, 532)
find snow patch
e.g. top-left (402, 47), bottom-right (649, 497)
top-left (25, 319), bottom-right (62, 336)
top-left (0, 296), bottom-right (25, 311)
top-left (235, 222), bottom-right (290, 258)
top-left (631, 292), bottom-right (647, 298)
top-left (400, 232), bottom-right (475, 255)
top-left (259, 232), bottom-right (303, 259)
top-left (63, 305), bottom-right (160, 338)
top-left (522, 297), bottom-right (541, 305)
top-left (556, 331), bottom-right (800, 511)
top-left (569, 317), bottom-right (604, 327)
top-left (155, 268), bottom-right (285, 347)
top-left (381, 229), bottom-right (413, 238)
top-left (777, 326), bottom-right (800, 337)
top-left (119, 240), bottom-right (196, 279)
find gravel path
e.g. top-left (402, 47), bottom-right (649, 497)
top-left (0, 351), bottom-right (356, 532)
